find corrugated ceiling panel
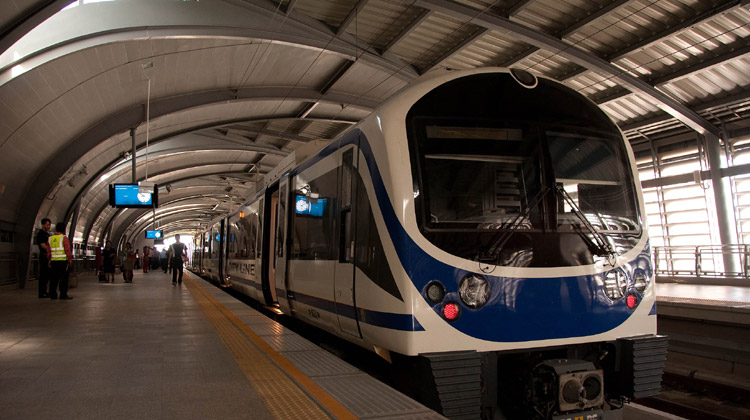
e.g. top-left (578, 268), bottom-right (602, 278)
top-left (346, 0), bottom-right (422, 49)
top-left (513, 0), bottom-right (594, 34)
top-left (567, 0), bottom-right (709, 57)
top-left (327, 60), bottom-right (408, 103)
top-left (390, 11), bottom-right (481, 70)
top-left (613, 7), bottom-right (750, 96)
top-left (291, 0), bottom-right (357, 27)
top-left (299, 120), bottom-right (353, 139)
top-left (516, 49), bottom-right (572, 78)
top-left (442, 30), bottom-right (525, 69)
top-left (566, 70), bottom-right (620, 97)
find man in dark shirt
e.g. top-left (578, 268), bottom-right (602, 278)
top-left (167, 234), bottom-right (187, 285)
top-left (36, 218), bottom-right (52, 298)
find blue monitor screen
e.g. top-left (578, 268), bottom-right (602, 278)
top-left (214, 233), bottom-right (221, 242)
top-left (295, 195), bottom-right (327, 217)
top-left (109, 184), bottom-right (158, 208)
top-left (145, 230), bottom-right (163, 239)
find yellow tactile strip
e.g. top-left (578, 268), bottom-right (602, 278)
top-left (183, 274), bottom-right (357, 420)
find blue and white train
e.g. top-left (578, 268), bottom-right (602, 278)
top-left (193, 68), bottom-right (667, 420)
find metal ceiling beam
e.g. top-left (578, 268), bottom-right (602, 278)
top-left (414, 0), bottom-right (721, 137)
top-left (19, 85), bottom-right (364, 251)
top-left (128, 200), bottom-right (234, 240)
top-left (63, 114), bottom-right (312, 236)
top-left (285, 0), bottom-right (298, 14)
top-left (338, 0), bottom-right (372, 35)
top-left (219, 125), bottom-right (321, 144)
top-left (0, 0), bottom-right (70, 55)
top-left (619, 91), bottom-right (750, 134)
top-left (381, 9), bottom-right (432, 55)
top-left (499, 46), bottom-right (539, 67)
top-left (1, 0), bottom-right (419, 83)
top-left (506, 0), bottom-right (534, 18)
top-left (558, 0), bottom-right (630, 39)
top-left (650, 41), bottom-right (750, 86)
top-left (606, 0), bottom-right (742, 62)
top-left (296, 59), bottom-right (360, 119)
top-left (196, 130), bottom-right (286, 154)
top-left (593, 40), bottom-right (750, 105)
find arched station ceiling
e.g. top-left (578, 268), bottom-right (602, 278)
top-left (1, 0), bottom-right (748, 281)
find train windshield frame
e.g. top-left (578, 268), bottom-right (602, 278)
top-left (404, 73), bottom-right (644, 267)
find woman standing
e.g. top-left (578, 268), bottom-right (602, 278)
top-left (122, 242), bottom-right (135, 283)
top-left (142, 246), bottom-right (150, 273)
top-left (101, 241), bottom-right (117, 283)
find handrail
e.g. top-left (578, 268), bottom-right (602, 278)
top-left (654, 245), bottom-right (750, 279)
top-left (0, 254), bottom-right (97, 286)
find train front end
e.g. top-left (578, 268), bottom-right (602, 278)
top-left (372, 68), bottom-right (667, 419)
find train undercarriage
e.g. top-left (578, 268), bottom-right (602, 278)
top-left (393, 335), bottom-right (668, 420)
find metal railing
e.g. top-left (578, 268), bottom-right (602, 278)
top-left (654, 245), bottom-right (750, 279)
top-left (0, 254), bottom-right (98, 286)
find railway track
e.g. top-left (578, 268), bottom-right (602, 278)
top-left (636, 372), bottom-right (750, 420)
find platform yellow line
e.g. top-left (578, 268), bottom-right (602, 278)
top-left (183, 274), bottom-right (358, 420)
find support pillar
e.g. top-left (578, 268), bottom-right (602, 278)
top-left (704, 132), bottom-right (739, 274)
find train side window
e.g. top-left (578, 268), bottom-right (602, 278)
top-left (291, 169), bottom-right (337, 260)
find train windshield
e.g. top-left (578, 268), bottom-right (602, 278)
top-left (420, 124), bottom-right (639, 226)
top-left (410, 120), bottom-right (641, 267)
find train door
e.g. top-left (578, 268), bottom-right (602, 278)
top-left (262, 181), bottom-right (282, 306)
top-left (275, 175), bottom-right (291, 313)
top-left (219, 219), bottom-right (228, 285)
top-left (334, 142), bottom-right (361, 338)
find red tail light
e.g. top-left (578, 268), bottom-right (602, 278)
top-left (626, 294), bottom-right (638, 309)
top-left (443, 302), bottom-right (460, 321)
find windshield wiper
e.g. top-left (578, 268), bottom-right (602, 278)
top-left (555, 185), bottom-right (617, 263)
top-left (476, 186), bottom-right (550, 265)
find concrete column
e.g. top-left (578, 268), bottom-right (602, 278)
top-left (704, 132), bottom-right (739, 274)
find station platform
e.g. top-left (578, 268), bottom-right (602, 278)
top-left (655, 282), bottom-right (750, 394)
top-left (0, 270), bottom-right (697, 420)
top-left (656, 282), bottom-right (750, 307)
top-left (655, 282), bottom-right (750, 325)
top-left (0, 270), bottom-right (445, 420)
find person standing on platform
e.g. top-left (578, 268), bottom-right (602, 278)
top-left (36, 218), bottom-right (52, 298)
top-left (95, 245), bottom-right (103, 277)
top-left (168, 234), bottom-right (187, 285)
top-left (122, 242), bottom-right (135, 283)
top-left (48, 222), bottom-right (73, 300)
top-left (159, 247), bottom-right (168, 273)
top-left (102, 241), bottom-right (116, 283)
top-left (142, 246), bottom-right (150, 273)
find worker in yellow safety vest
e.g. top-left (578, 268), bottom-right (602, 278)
top-left (48, 222), bottom-right (73, 300)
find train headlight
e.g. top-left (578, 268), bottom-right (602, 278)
top-left (425, 281), bottom-right (446, 303)
top-left (604, 270), bottom-right (627, 301)
top-left (458, 275), bottom-right (490, 309)
top-left (633, 270), bottom-right (648, 293)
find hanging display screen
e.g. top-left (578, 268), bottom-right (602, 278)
top-left (109, 184), bottom-right (158, 208)
top-left (145, 230), bottom-right (163, 239)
